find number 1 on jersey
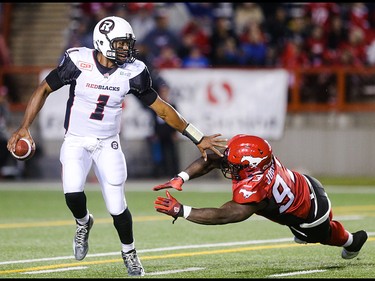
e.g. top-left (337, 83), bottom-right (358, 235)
top-left (90, 94), bottom-right (109, 120)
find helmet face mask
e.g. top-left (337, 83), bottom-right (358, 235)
top-left (221, 135), bottom-right (273, 181)
top-left (93, 16), bottom-right (138, 65)
top-left (111, 38), bottom-right (137, 64)
top-left (221, 154), bottom-right (250, 180)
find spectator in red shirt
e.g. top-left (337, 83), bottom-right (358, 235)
top-left (348, 3), bottom-right (370, 32)
top-left (153, 45), bottom-right (182, 68)
top-left (179, 17), bottom-right (211, 58)
top-left (337, 26), bottom-right (367, 66)
top-left (280, 38), bottom-right (310, 68)
top-left (304, 2), bottom-right (340, 33)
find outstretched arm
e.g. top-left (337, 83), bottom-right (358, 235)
top-left (186, 200), bottom-right (263, 225)
top-left (183, 152), bottom-right (224, 180)
top-left (154, 190), bottom-right (266, 225)
top-left (149, 96), bottom-right (227, 161)
top-left (153, 153), bottom-right (223, 191)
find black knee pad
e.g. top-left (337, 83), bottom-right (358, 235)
top-left (112, 208), bottom-right (134, 244)
top-left (65, 192), bottom-right (87, 219)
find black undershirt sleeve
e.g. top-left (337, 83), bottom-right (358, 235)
top-left (45, 51), bottom-right (81, 91)
top-left (45, 68), bottom-right (64, 91)
top-left (135, 87), bottom-right (158, 106)
top-left (129, 67), bottom-right (158, 106)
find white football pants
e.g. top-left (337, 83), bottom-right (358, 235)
top-left (60, 133), bottom-right (127, 215)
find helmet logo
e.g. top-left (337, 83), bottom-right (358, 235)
top-left (241, 155), bottom-right (268, 168)
top-left (99, 19), bottom-right (115, 34)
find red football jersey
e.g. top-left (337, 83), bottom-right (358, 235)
top-left (232, 156), bottom-right (312, 226)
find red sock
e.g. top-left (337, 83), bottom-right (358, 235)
top-left (322, 211), bottom-right (349, 246)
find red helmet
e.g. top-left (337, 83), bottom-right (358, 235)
top-left (221, 134), bottom-right (273, 180)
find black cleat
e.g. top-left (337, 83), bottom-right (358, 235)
top-left (341, 230), bottom-right (368, 259)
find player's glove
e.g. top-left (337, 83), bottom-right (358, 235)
top-left (153, 176), bottom-right (184, 191)
top-left (154, 190), bottom-right (183, 223)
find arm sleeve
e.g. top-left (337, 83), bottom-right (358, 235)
top-left (45, 50), bottom-right (81, 91)
top-left (45, 68), bottom-right (64, 91)
top-left (128, 67), bottom-right (158, 106)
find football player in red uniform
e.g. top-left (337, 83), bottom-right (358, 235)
top-left (154, 134), bottom-right (368, 260)
top-left (7, 16), bottom-right (226, 276)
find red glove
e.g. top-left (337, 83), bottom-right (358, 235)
top-left (154, 190), bottom-right (183, 223)
top-left (153, 176), bottom-right (184, 191)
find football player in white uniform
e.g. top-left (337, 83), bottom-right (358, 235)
top-left (7, 16), bottom-right (227, 276)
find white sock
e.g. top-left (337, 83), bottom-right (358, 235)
top-left (76, 212), bottom-right (90, 225)
top-left (343, 231), bottom-right (353, 248)
top-left (122, 242), bottom-right (135, 253)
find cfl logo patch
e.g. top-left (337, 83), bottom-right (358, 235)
top-left (99, 19), bottom-right (115, 34)
top-left (111, 141), bottom-right (119, 150)
top-left (78, 61), bottom-right (93, 71)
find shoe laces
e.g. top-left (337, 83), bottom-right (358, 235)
top-left (124, 251), bottom-right (141, 270)
top-left (75, 223), bottom-right (89, 246)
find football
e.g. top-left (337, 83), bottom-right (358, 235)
top-left (11, 138), bottom-right (36, 161)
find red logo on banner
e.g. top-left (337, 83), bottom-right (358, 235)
top-left (207, 82), bottom-right (233, 104)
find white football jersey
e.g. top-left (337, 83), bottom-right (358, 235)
top-left (56, 47), bottom-right (149, 138)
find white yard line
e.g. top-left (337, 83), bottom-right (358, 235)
top-left (147, 267), bottom-right (205, 276)
top-left (269, 269), bottom-right (327, 277)
top-left (22, 266), bottom-right (88, 274)
top-left (22, 266), bottom-right (203, 276)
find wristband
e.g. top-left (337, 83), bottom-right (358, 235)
top-left (183, 205), bottom-right (192, 218)
top-left (182, 123), bottom-right (204, 145)
top-left (177, 171), bottom-right (189, 182)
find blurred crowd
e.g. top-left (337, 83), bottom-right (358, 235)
top-left (66, 2), bottom-right (375, 69)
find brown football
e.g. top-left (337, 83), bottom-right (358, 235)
top-left (11, 138), bottom-right (36, 161)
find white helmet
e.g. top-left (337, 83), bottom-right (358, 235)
top-left (93, 16), bottom-right (138, 65)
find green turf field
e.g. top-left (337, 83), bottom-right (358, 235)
top-left (0, 180), bottom-right (374, 278)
